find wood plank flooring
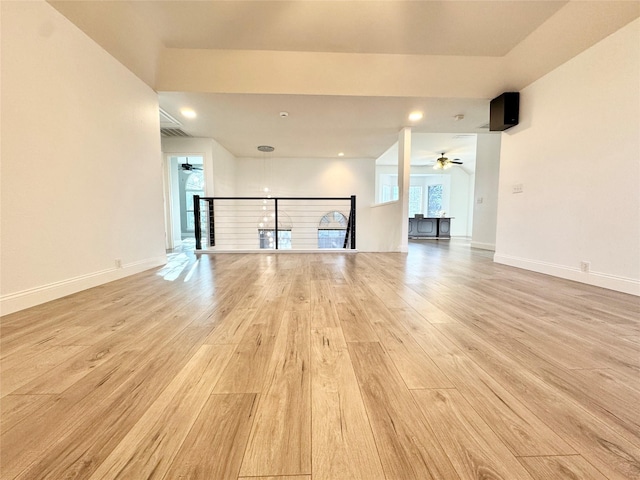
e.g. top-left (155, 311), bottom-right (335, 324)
top-left (1, 240), bottom-right (639, 479)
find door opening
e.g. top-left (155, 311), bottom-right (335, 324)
top-left (165, 155), bottom-right (205, 250)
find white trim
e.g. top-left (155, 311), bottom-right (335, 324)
top-left (493, 253), bottom-right (640, 296)
top-left (0, 255), bottom-right (167, 316)
top-left (471, 241), bottom-right (496, 251)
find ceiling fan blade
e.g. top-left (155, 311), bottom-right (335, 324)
top-left (451, 160), bottom-right (463, 164)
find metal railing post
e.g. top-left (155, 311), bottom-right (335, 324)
top-left (343, 213), bottom-right (351, 249)
top-left (194, 195), bottom-right (202, 250)
top-left (350, 195), bottom-right (356, 249)
top-left (274, 198), bottom-right (279, 250)
top-left (208, 199), bottom-right (215, 247)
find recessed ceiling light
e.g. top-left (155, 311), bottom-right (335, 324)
top-left (408, 111), bottom-right (423, 121)
top-left (180, 108), bottom-right (196, 119)
top-left (338, 152), bottom-right (345, 157)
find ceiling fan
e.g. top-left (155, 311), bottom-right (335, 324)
top-left (433, 152), bottom-right (463, 170)
top-left (180, 158), bottom-right (202, 171)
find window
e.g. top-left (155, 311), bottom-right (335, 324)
top-left (257, 212), bottom-right (292, 249)
top-left (381, 184), bottom-right (399, 202)
top-left (376, 172), bottom-right (450, 215)
top-left (318, 211), bottom-right (348, 249)
top-left (408, 185), bottom-right (423, 217)
top-left (427, 184), bottom-right (443, 217)
top-left (318, 229), bottom-right (346, 249)
top-left (259, 229), bottom-right (292, 249)
top-left (185, 171), bottom-right (204, 190)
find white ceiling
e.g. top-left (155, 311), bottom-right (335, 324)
top-left (378, 132), bottom-right (479, 169)
top-left (50, 1), bottom-right (640, 166)
top-left (129, 1), bottom-right (566, 56)
top-left (159, 92), bottom-right (490, 163)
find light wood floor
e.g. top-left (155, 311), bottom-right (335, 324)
top-left (1, 240), bottom-right (639, 479)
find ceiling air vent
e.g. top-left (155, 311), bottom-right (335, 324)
top-left (161, 128), bottom-right (191, 137)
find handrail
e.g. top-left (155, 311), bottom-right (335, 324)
top-left (197, 196), bottom-right (353, 201)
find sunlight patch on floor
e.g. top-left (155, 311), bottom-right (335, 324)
top-left (157, 252), bottom-right (190, 281)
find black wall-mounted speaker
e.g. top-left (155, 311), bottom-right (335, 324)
top-left (490, 92), bottom-right (520, 131)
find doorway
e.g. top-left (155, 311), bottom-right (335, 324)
top-left (165, 155), bottom-right (205, 250)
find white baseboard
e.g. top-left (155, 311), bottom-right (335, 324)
top-left (493, 253), bottom-right (640, 296)
top-left (0, 255), bottom-right (167, 316)
top-left (470, 241), bottom-right (496, 251)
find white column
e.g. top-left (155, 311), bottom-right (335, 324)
top-left (397, 127), bottom-right (411, 252)
top-left (471, 133), bottom-right (501, 251)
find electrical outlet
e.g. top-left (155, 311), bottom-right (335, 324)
top-left (115, 259), bottom-right (122, 269)
top-left (476, 197), bottom-right (484, 204)
top-left (580, 261), bottom-right (590, 273)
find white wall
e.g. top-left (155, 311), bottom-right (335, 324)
top-left (495, 19), bottom-right (640, 295)
top-left (368, 201), bottom-right (403, 252)
top-left (471, 134), bottom-right (501, 250)
top-left (447, 166), bottom-right (474, 237)
top-left (211, 141), bottom-right (237, 196)
top-left (1, 1), bottom-right (167, 314)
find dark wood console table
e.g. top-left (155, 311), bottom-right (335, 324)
top-left (408, 216), bottom-right (452, 238)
